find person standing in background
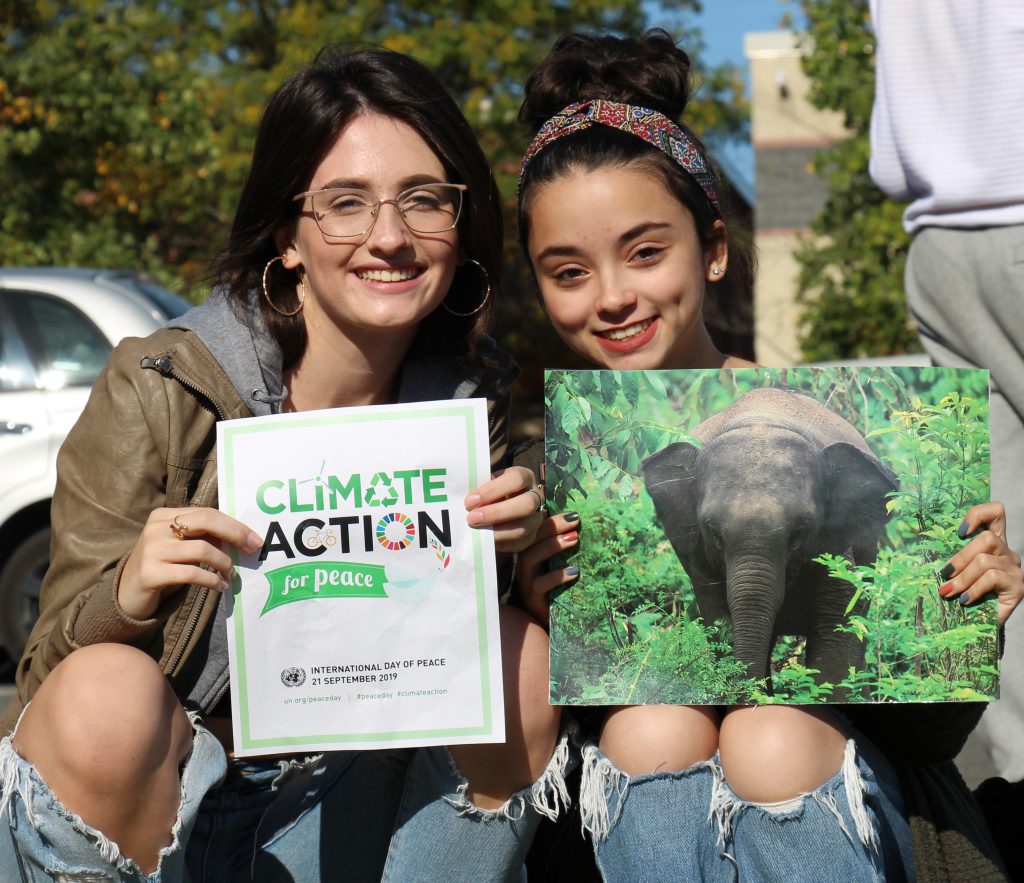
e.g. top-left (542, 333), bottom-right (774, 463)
top-left (868, 2), bottom-right (1024, 873)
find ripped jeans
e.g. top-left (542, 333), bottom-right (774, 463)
top-left (0, 712), bottom-right (574, 882)
top-left (579, 727), bottom-right (915, 883)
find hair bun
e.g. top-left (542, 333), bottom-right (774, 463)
top-left (520, 29), bottom-right (692, 131)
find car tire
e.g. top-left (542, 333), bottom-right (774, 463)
top-left (0, 526), bottom-right (49, 660)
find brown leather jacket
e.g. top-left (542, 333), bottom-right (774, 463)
top-left (3, 323), bottom-right (515, 734)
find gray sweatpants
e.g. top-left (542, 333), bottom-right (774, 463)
top-left (906, 224), bottom-right (1024, 784)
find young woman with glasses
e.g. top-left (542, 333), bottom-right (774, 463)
top-left (0, 46), bottom-right (568, 882)
top-left (515, 30), bottom-right (1024, 882)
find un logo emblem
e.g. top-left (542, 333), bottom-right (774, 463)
top-left (281, 667), bottom-right (306, 687)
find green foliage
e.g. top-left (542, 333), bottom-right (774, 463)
top-left (546, 367), bottom-right (737, 512)
top-left (1, 1), bottom-right (746, 327)
top-left (546, 367), bottom-right (997, 705)
top-left (1, 1), bottom-right (229, 288)
top-left (797, 384), bottom-right (996, 702)
top-left (548, 454), bottom-right (761, 705)
top-left (792, 0), bottom-right (918, 360)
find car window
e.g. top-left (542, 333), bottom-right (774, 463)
top-left (5, 291), bottom-right (111, 390)
top-left (104, 272), bottom-right (192, 319)
top-left (129, 279), bottom-right (192, 319)
top-left (0, 298), bottom-right (39, 391)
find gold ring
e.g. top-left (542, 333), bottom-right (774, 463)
top-left (527, 487), bottom-right (545, 512)
top-left (170, 515), bottom-right (188, 540)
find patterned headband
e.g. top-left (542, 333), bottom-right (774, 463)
top-left (518, 99), bottom-right (720, 217)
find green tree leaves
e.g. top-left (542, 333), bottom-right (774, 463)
top-left (545, 368), bottom-right (701, 512)
top-left (2, 2), bottom-right (234, 285)
top-left (2, 0), bottom-right (745, 319)
top-left (793, 0), bottom-right (919, 360)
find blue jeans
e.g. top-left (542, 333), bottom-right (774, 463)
top-left (0, 711), bottom-right (573, 882)
top-left (580, 726), bottom-right (914, 883)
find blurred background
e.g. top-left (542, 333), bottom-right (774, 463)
top-left (0, 0), bottom-right (917, 416)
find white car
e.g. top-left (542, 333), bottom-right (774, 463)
top-left (0, 268), bottom-right (191, 669)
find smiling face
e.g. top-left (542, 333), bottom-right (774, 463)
top-left (526, 164), bottom-right (728, 370)
top-left (281, 112), bottom-right (459, 353)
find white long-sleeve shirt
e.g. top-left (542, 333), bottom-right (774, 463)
top-left (869, 0), bottom-right (1024, 234)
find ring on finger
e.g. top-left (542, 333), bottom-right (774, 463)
top-left (526, 487), bottom-right (545, 512)
top-left (170, 514), bottom-right (189, 540)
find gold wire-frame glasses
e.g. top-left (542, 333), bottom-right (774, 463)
top-left (292, 182), bottom-right (467, 238)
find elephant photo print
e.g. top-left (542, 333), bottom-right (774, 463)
top-left (543, 367), bottom-right (998, 705)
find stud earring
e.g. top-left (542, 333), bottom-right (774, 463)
top-left (711, 266), bottom-right (724, 276)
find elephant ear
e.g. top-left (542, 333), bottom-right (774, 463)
top-left (821, 442), bottom-right (899, 538)
top-left (641, 442), bottom-right (702, 556)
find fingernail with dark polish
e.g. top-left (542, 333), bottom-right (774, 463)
top-left (957, 519), bottom-right (970, 540)
top-left (566, 566), bottom-right (580, 578)
top-left (959, 593), bottom-right (971, 606)
top-left (564, 512), bottom-right (580, 523)
top-left (939, 562), bottom-right (955, 581)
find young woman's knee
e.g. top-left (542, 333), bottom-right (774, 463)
top-left (600, 705), bottom-right (720, 776)
top-left (13, 643), bottom-right (192, 790)
top-left (718, 705), bottom-right (847, 803)
top-left (499, 605), bottom-right (561, 761)
top-left (444, 607), bottom-right (564, 809)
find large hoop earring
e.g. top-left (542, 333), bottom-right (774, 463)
top-left (262, 255), bottom-right (305, 317)
top-left (443, 259), bottom-right (490, 317)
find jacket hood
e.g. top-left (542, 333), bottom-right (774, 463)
top-left (168, 289), bottom-right (518, 416)
top-left (168, 288), bottom-right (284, 417)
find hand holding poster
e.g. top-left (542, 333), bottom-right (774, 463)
top-left (218, 398), bottom-right (504, 756)
top-left (545, 367), bottom-right (998, 706)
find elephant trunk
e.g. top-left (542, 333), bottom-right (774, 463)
top-left (724, 551), bottom-right (787, 680)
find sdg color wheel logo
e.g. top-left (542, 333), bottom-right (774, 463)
top-left (376, 512), bottom-right (416, 550)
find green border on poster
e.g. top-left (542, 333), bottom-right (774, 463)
top-left (219, 403), bottom-right (495, 750)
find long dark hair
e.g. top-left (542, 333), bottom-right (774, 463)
top-left (212, 45), bottom-right (501, 366)
top-left (517, 30), bottom-right (753, 294)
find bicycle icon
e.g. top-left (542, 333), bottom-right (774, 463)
top-left (303, 526), bottom-right (337, 548)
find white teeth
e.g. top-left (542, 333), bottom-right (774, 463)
top-left (604, 319), bottom-right (653, 341)
top-left (358, 268), bottom-right (417, 282)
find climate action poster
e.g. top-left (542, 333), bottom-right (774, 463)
top-left (217, 398), bottom-right (504, 756)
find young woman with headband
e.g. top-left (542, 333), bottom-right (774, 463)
top-left (515, 30), bottom-right (1023, 882)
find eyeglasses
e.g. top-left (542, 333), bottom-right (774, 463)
top-left (292, 182), bottom-right (467, 238)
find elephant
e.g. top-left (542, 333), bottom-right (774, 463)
top-left (641, 387), bottom-right (898, 697)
